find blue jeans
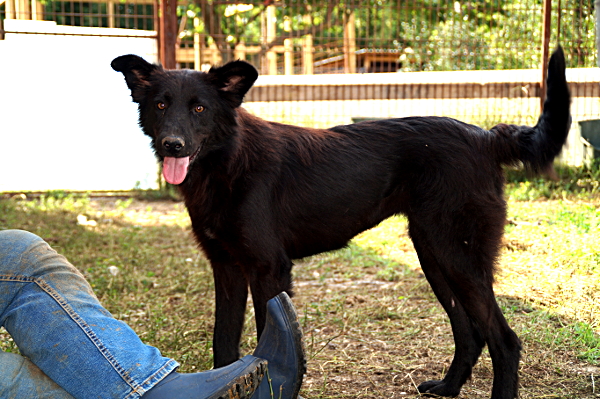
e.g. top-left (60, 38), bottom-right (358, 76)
top-left (0, 230), bottom-right (179, 399)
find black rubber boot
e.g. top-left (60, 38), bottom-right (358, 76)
top-left (142, 355), bottom-right (266, 399)
top-left (252, 292), bottom-right (306, 399)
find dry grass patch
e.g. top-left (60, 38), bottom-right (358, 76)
top-left (0, 191), bottom-right (599, 398)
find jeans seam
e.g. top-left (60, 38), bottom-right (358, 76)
top-left (123, 360), bottom-right (177, 399)
top-left (0, 274), bottom-right (142, 393)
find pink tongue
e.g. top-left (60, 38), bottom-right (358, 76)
top-left (163, 156), bottom-right (190, 185)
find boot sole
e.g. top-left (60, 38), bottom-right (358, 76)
top-left (212, 360), bottom-right (267, 399)
top-left (276, 292), bottom-right (307, 398)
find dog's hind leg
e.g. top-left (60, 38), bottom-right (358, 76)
top-left (410, 230), bottom-right (486, 397)
top-left (409, 215), bottom-right (521, 399)
top-left (444, 277), bottom-right (520, 399)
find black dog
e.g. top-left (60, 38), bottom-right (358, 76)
top-left (112, 47), bottom-right (570, 399)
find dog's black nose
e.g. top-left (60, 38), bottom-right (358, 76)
top-left (161, 136), bottom-right (185, 155)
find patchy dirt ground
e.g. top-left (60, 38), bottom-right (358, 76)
top-left (91, 198), bottom-right (600, 398)
top-left (2, 195), bottom-right (598, 398)
top-left (293, 268), bottom-right (597, 398)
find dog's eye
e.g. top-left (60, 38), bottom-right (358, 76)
top-left (157, 102), bottom-right (166, 110)
top-left (194, 105), bottom-right (205, 113)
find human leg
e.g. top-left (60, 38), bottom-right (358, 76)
top-left (0, 351), bottom-right (75, 399)
top-left (0, 230), bottom-right (265, 399)
top-left (0, 229), bottom-right (177, 398)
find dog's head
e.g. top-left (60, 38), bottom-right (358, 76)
top-left (111, 55), bottom-right (258, 185)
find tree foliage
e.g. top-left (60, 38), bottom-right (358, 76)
top-left (19, 0), bottom-right (594, 70)
top-left (179, 0), bottom-right (595, 70)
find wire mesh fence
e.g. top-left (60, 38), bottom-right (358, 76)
top-left (174, 1), bottom-right (595, 73)
top-left (0, 0), bottom-right (598, 165)
top-left (2, 1), bottom-right (595, 70)
top-left (0, 0), bottom-right (155, 30)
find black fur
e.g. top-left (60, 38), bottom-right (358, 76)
top-left (112, 47), bottom-right (570, 399)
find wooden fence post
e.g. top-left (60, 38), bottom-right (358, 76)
top-left (302, 34), bottom-right (314, 75)
top-left (16, 0), bottom-right (30, 19)
top-left (235, 41), bottom-right (247, 62)
top-left (159, 0), bottom-right (177, 69)
top-left (283, 16), bottom-right (293, 75)
top-left (344, 9), bottom-right (356, 73)
top-left (107, 0), bottom-right (115, 27)
top-left (265, 4), bottom-right (277, 75)
top-left (31, 0), bottom-right (43, 20)
top-left (5, 0), bottom-right (15, 19)
top-left (302, 14), bottom-right (313, 75)
top-left (284, 38), bottom-right (293, 75)
top-left (540, 0), bottom-right (552, 111)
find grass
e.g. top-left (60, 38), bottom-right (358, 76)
top-left (505, 162), bottom-right (600, 201)
top-left (1, 164), bottom-right (600, 397)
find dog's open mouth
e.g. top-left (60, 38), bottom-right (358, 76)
top-left (162, 146), bottom-right (201, 185)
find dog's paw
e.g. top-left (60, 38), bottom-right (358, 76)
top-left (417, 380), bottom-right (461, 397)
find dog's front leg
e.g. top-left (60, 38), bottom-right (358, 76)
top-left (247, 254), bottom-right (295, 340)
top-left (211, 261), bottom-right (249, 368)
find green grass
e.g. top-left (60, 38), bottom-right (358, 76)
top-left (1, 163), bottom-right (600, 397)
top-left (505, 162), bottom-right (600, 200)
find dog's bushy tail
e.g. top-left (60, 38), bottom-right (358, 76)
top-left (489, 46), bottom-right (571, 173)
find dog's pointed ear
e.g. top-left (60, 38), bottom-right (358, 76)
top-left (111, 55), bottom-right (161, 102)
top-left (208, 60), bottom-right (258, 108)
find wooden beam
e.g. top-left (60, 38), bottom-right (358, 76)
top-left (246, 81), bottom-right (560, 102)
top-left (15, 0), bottom-right (30, 19)
top-left (107, 0), bottom-right (115, 28)
top-left (245, 68), bottom-right (598, 102)
top-left (302, 13), bottom-right (313, 75)
top-left (158, 0), bottom-right (177, 69)
top-left (302, 34), bottom-right (313, 75)
top-left (53, 0), bottom-right (155, 4)
top-left (283, 16), bottom-right (292, 75)
top-left (193, 17), bottom-right (202, 70)
top-left (5, 0), bottom-right (15, 19)
top-left (265, 4), bottom-right (277, 75)
top-left (234, 41), bottom-right (247, 62)
top-left (31, 0), bottom-right (43, 20)
top-left (343, 9), bottom-right (356, 73)
top-left (284, 38), bottom-right (293, 75)
top-left (540, 0), bottom-right (552, 111)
